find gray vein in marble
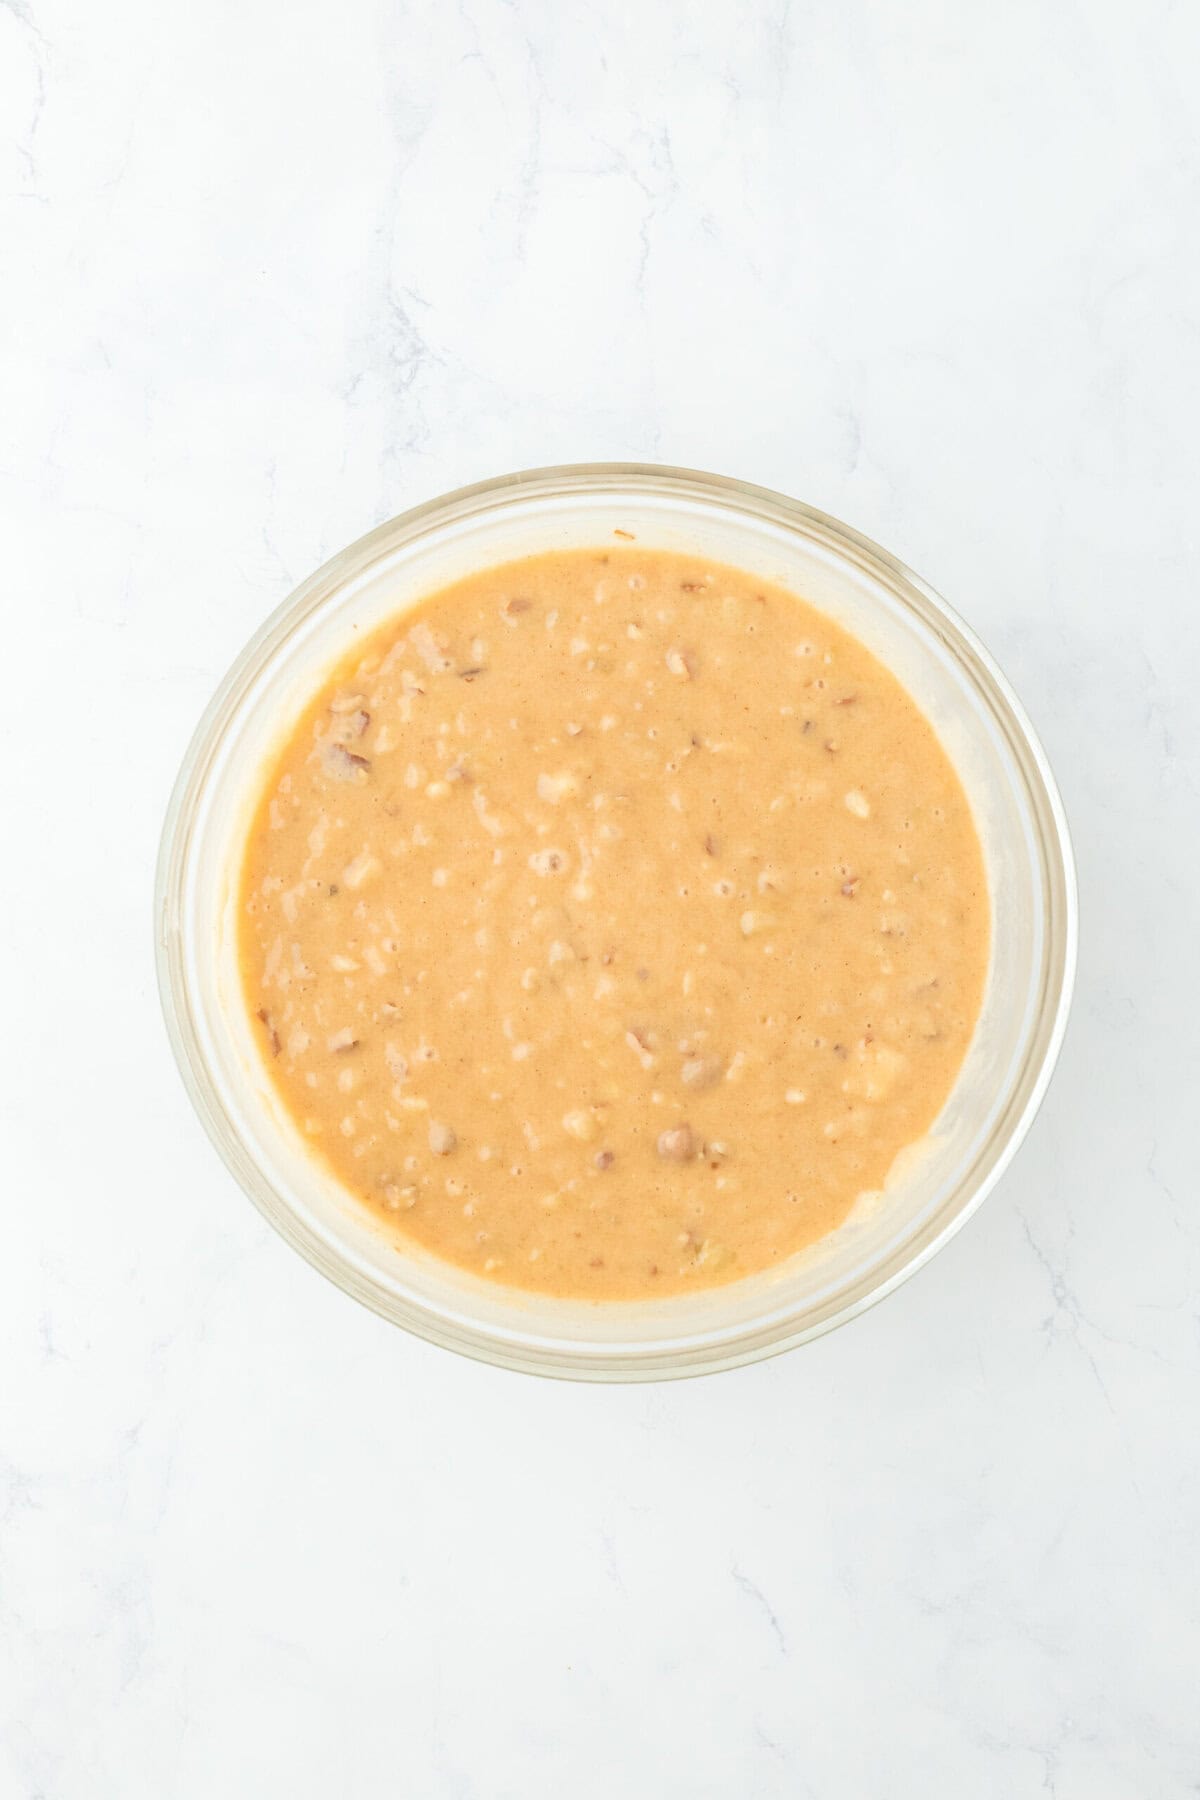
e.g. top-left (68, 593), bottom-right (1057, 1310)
top-left (3, 0), bottom-right (47, 194)
top-left (598, 1530), bottom-right (624, 1592)
top-left (260, 460), bottom-right (294, 589)
top-left (1018, 1212), bottom-right (1116, 1409)
top-left (731, 1565), bottom-right (787, 1656)
top-left (1144, 1137), bottom-right (1183, 1226)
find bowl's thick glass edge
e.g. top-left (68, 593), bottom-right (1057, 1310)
top-left (154, 462), bottom-right (1079, 1382)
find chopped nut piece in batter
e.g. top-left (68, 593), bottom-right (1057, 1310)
top-left (657, 1124), bottom-right (696, 1162)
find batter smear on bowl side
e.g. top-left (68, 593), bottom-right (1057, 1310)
top-left (239, 548), bottom-right (988, 1297)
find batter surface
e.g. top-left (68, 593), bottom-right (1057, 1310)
top-left (240, 547), bottom-right (988, 1297)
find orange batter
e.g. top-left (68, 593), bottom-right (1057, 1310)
top-left (239, 547), bottom-right (988, 1297)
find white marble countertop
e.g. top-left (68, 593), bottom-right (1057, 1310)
top-left (3, 2), bottom-right (1198, 1794)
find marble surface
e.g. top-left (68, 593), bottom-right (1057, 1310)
top-left (3, 1), bottom-right (1198, 1794)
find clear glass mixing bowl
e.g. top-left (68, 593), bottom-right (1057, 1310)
top-left (155, 464), bottom-right (1076, 1379)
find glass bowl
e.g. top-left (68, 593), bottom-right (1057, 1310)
top-left (155, 464), bottom-right (1076, 1380)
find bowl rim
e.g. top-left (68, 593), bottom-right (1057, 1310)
top-left (155, 460), bottom-right (1078, 1380)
